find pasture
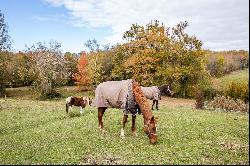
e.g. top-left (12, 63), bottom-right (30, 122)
top-left (212, 68), bottom-right (249, 91)
top-left (0, 86), bottom-right (249, 165)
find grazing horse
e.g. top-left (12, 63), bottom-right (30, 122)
top-left (92, 79), bottom-right (158, 144)
top-left (65, 96), bottom-right (91, 114)
top-left (141, 84), bottom-right (172, 110)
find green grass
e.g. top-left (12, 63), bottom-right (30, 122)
top-left (212, 69), bottom-right (249, 91)
top-left (0, 87), bottom-right (249, 164)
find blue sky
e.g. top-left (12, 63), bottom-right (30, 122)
top-left (0, 0), bottom-right (249, 53)
top-left (1, 0), bottom-right (112, 53)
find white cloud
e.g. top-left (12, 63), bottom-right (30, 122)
top-left (45, 0), bottom-right (249, 50)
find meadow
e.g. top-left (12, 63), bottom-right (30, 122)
top-left (0, 86), bottom-right (249, 165)
top-left (212, 68), bottom-right (249, 91)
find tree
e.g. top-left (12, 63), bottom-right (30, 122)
top-left (0, 10), bottom-right (11, 51)
top-left (72, 51), bottom-right (91, 90)
top-left (116, 20), bottom-right (210, 98)
top-left (0, 51), bottom-right (11, 96)
top-left (64, 52), bottom-right (78, 85)
top-left (0, 10), bottom-right (11, 96)
top-left (26, 41), bottom-right (70, 98)
top-left (84, 39), bottom-right (100, 52)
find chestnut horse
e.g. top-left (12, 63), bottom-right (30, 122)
top-left (65, 96), bottom-right (91, 114)
top-left (141, 84), bottom-right (172, 110)
top-left (92, 79), bottom-right (157, 144)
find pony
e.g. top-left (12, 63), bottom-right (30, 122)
top-left (65, 96), bottom-right (91, 114)
top-left (141, 84), bottom-right (172, 110)
top-left (92, 79), bottom-right (157, 144)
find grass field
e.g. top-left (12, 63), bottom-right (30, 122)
top-left (212, 69), bottom-right (249, 91)
top-left (0, 86), bottom-right (249, 165)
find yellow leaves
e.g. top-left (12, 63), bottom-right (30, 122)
top-left (124, 55), bottom-right (159, 68)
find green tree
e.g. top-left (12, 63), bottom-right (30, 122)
top-left (64, 52), bottom-right (78, 85)
top-left (0, 10), bottom-right (12, 96)
top-left (0, 10), bottom-right (11, 51)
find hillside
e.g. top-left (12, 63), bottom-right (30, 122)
top-left (212, 69), bottom-right (249, 91)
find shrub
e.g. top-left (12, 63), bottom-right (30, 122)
top-left (207, 96), bottom-right (249, 113)
top-left (203, 86), bottom-right (221, 100)
top-left (195, 90), bottom-right (205, 109)
top-left (226, 81), bottom-right (249, 103)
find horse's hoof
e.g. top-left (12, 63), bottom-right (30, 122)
top-left (132, 132), bottom-right (138, 137)
top-left (120, 135), bottom-right (125, 139)
top-left (100, 129), bottom-right (107, 134)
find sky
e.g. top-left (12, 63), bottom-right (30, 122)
top-left (0, 0), bottom-right (249, 53)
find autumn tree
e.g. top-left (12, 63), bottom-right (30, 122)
top-left (26, 41), bottom-right (70, 98)
top-left (83, 39), bottom-right (114, 88)
top-left (85, 20), bottom-right (212, 98)
top-left (0, 51), bottom-right (11, 96)
top-left (72, 51), bottom-right (91, 90)
top-left (114, 20), bottom-right (211, 98)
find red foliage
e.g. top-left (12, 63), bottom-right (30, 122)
top-left (72, 51), bottom-right (91, 87)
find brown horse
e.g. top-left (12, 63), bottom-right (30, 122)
top-left (92, 79), bottom-right (157, 144)
top-left (65, 96), bottom-right (92, 114)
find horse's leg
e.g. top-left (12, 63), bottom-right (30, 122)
top-left (120, 114), bottom-right (128, 139)
top-left (68, 105), bottom-right (72, 112)
top-left (131, 115), bottom-right (137, 136)
top-left (156, 100), bottom-right (159, 110)
top-left (66, 104), bottom-right (69, 113)
top-left (80, 106), bottom-right (83, 114)
top-left (98, 107), bottom-right (106, 129)
top-left (152, 100), bottom-right (155, 110)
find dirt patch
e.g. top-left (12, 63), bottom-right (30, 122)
top-left (219, 141), bottom-right (249, 151)
top-left (150, 96), bottom-right (196, 109)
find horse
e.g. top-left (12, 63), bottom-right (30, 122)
top-left (65, 96), bottom-right (92, 114)
top-left (141, 84), bottom-right (172, 110)
top-left (92, 79), bottom-right (157, 144)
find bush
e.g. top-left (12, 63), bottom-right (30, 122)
top-left (203, 87), bottom-right (221, 100)
top-left (226, 81), bottom-right (249, 103)
top-left (38, 91), bottom-right (62, 100)
top-left (207, 96), bottom-right (249, 113)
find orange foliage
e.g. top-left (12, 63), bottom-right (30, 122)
top-left (72, 51), bottom-right (91, 87)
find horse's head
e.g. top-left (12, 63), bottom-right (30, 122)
top-left (144, 116), bottom-right (157, 144)
top-left (159, 84), bottom-right (173, 96)
top-left (65, 96), bottom-right (72, 113)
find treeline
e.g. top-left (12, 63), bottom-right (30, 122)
top-left (0, 18), bottom-right (249, 101)
top-left (205, 50), bottom-right (249, 77)
top-left (82, 21), bottom-right (210, 99)
top-left (78, 21), bottom-right (249, 100)
top-left (0, 41), bottom-right (79, 98)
